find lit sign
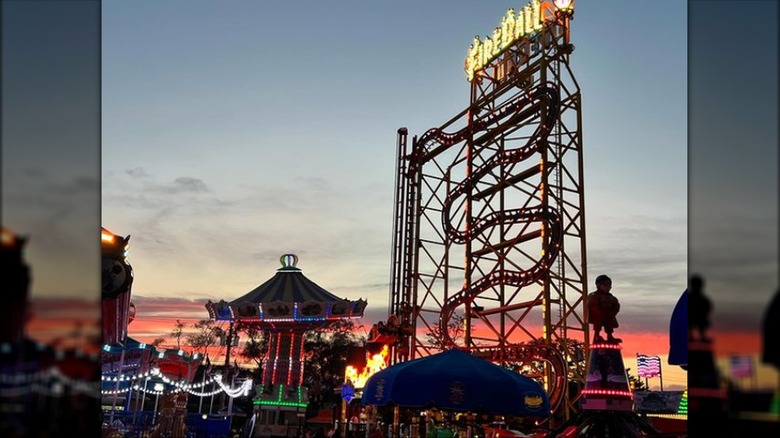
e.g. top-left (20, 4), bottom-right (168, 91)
top-left (464, 0), bottom-right (574, 81)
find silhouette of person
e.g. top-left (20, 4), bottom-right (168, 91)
top-left (2, 227), bottom-right (32, 346)
top-left (688, 274), bottom-right (712, 342)
top-left (587, 274), bottom-right (621, 343)
top-left (1, 228), bottom-right (58, 435)
top-left (762, 288), bottom-right (779, 369)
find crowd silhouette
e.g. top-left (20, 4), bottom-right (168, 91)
top-left (1, 227), bottom-right (101, 437)
top-left (685, 272), bottom-right (780, 435)
top-left (688, 275), bottom-right (712, 343)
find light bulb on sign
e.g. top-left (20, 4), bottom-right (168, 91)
top-left (554, 0), bottom-right (574, 12)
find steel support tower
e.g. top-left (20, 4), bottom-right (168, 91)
top-left (388, 3), bottom-right (586, 420)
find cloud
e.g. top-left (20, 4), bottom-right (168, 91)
top-left (125, 167), bottom-right (150, 178)
top-left (3, 171), bottom-right (101, 298)
top-left (293, 176), bottom-right (332, 192)
top-left (160, 177), bottom-right (208, 194)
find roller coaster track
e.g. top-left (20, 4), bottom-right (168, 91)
top-left (408, 83), bottom-right (566, 412)
top-left (430, 83), bottom-right (562, 342)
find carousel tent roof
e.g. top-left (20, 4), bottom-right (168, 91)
top-left (207, 254), bottom-right (367, 322)
top-left (230, 255), bottom-right (343, 305)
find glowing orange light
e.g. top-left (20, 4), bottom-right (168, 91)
top-left (101, 229), bottom-right (115, 243)
top-left (1, 227), bottom-right (16, 247)
top-left (554, 0), bottom-right (574, 12)
top-left (345, 345), bottom-right (389, 389)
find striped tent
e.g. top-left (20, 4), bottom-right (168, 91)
top-left (232, 258), bottom-right (344, 304)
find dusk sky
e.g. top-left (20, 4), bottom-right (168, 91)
top-left (96, 0), bottom-right (691, 390)
top-left (6, 1), bottom-right (775, 394)
top-left (0, 0), bottom-right (775, 406)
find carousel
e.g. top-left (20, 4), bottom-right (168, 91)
top-left (206, 254), bottom-right (367, 436)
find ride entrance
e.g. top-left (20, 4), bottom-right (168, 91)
top-left (388, 0), bottom-right (585, 423)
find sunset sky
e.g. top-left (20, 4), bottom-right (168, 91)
top-left (95, 1), bottom-right (688, 389)
top-left (4, 2), bottom-right (776, 392)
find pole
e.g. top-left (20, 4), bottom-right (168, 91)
top-left (140, 377), bottom-right (149, 412)
top-left (393, 406), bottom-right (400, 438)
top-left (340, 396), bottom-right (347, 437)
top-left (221, 322), bottom-right (235, 414)
top-left (126, 384), bottom-right (135, 425)
top-left (658, 356), bottom-right (664, 392)
top-left (153, 391), bottom-right (160, 423)
top-left (227, 372), bottom-right (236, 417)
top-left (110, 342), bottom-right (127, 424)
top-left (223, 322), bottom-right (235, 371)
top-left (209, 381), bottom-right (216, 415)
top-left (199, 367), bottom-right (207, 414)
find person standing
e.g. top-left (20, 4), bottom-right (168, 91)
top-left (688, 274), bottom-right (712, 342)
top-left (587, 274), bottom-right (621, 343)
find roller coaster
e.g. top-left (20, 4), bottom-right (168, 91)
top-left (386, 1), bottom-right (586, 422)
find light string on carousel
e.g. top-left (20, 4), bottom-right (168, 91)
top-left (101, 368), bottom-right (252, 399)
top-left (0, 366), bottom-right (101, 398)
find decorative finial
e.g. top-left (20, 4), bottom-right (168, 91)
top-left (279, 254), bottom-right (300, 271)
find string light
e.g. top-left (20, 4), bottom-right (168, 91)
top-left (581, 388), bottom-right (633, 398)
top-left (99, 370), bottom-right (252, 398)
top-left (1, 366), bottom-right (100, 398)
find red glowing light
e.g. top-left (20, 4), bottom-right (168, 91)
top-left (581, 389), bottom-right (633, 398)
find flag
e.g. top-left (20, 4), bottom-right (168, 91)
top-left (637, 354), bottom-right (662, 378)
top-left (729, 355), bottom-right (754, 378)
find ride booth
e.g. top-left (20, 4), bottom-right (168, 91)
top-left (549, 341), bottom-right (661, 437)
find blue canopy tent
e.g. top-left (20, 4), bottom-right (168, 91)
top-left (668, 289), bottom-right (687, 370)
top-left (361, 348), bottom-right (549, 417)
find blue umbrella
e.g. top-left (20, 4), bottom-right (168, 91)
top-left (668, 289), bottom-right (687, 369)
top-left (361, 348), bottom-right (549, 417)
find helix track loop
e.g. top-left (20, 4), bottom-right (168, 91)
top-left (431, 83), bottom-right (561, 349)
top-left (430, 83), bottom-right (567, 416)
